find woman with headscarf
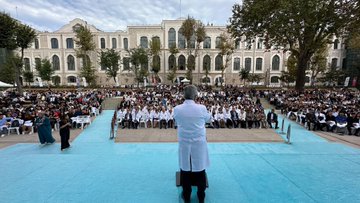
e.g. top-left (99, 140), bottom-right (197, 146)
top-left (59, 114), bottom-right (71, 150)
top-left (35, 111), bottom-right (55, 145)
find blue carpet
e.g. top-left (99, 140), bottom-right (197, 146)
top-left (0, 110), bottom-right (360, 203)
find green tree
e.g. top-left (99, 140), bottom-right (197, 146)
top-left (149, 37), bottom-right (161, 83)
top-left (218, 32), bottom-right (235, 85)
top-left (319, 68), bottom-right (345, 86)
top-left (74, 25), bottom-right (97, 86)
top-left (23, 69), bottom-right (34, 86)
top-left (308, 44), bottom-right (328, 86)
top-left (279, 54), bottom-right (297, 86)
top-left (180, 16), bottom-right (206, 83)
top-left (0, 54), bottom-right (20, 85)
top-left (248, 73), bottom-right (263, 86)
top-left (228, 0), bottom-right (360, 91)
top-left (239, 68), bottom-right (250, 86)
top-left (167, 45), bottom-right (179, 83)
top-left (35, 58), bottom-right (54, 86)
top-left (99, 49), bottom-right (121, 83)
top-left (0, 12), bottom-right (36, 93)
top-left (129, 47), bottom-right (149, 87)
top-left (203, 60), bottom-right (210, 86)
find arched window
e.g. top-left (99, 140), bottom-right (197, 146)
top-left (233, 57), bottom-right (240, 71)
top-left (140, 36), bottom-right (148, 48)
top-left (256, 58), bottom-right (263, 71)
top-left (189, 34), bottom-right (196, 49)
top-left (245, 58), bottom-right (252, 71)
top-left (203, 37), bottom-right (211, 49)
top-left (52, 76), bottom-right (61, 86)
top-left (215, 37), bottom-right (221, 49)
top-left (66, 38), bottom-right (74, 49)
top-left (187, 55), bottom-right (195, 70)
top-left (272, 55), bottom-right (280, 70)
top-left (178, 55), bottom-right (186, 70)
top-left (168, 55), bottom-right (176, 70)
top-left (331, 58), bottom-right (338, 69)
top-left (51, 38), bottom-right (58, 49)
top-left (112, 38), bottom-right (117, 49)
top-left (203, 55), bottom-right (211, 71)
top-left (52, 55), bottom-right (60, 70)
top-left (235, 39), bottom-right (241, 49)
top-left (100, 38), bottom-right (106, 49)
top-left (178, 28), bottom-right (185, 49)
top-left (333, 39), bottom-right (339, 50)
top-left (67, 55), bottom-right (75, 71)
top-left (215, 77), bottom-right (224, 85)
top-left (123, 57), bottom-right (130, 70)
top-left (168, 28), bottom-right (176, 48)
top-left (215, 55), bottom-right (223, 71)
top-left (270, 76), bottom-right (279, 83)
top-left (257, 39), bottom-right (263, 49)
top-left (67, 76), bottom-right (77, 83)
top-left (152, 36), bottom-right (160, 45)
top-left (202, 76), bottom-right (211, 84)
top-left (24, 58), bottom-right (30, 71)
top-left (35, 38), bottom-right (39, 49)
top-left (35, 58), bottom-right (41, 67)
top-left (152, 55), bottom-right (161, 71)
top-left (123, 38), bottom-right (129, 50)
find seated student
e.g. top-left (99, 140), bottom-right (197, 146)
top-left (230, 107), bottom-right (239, 128)
top-left (152, 108), bottom-right (160, 128)
top-left (305, 109), bottom-right (317, 131)
top-left (122, 108), bottom-right (132, 129)
top-left (353, 113), bottom-right (360, 136)
top-left (335, 111), bottom-right (347, 132)
top-left (167, 108), bottom-right (175, 128)
top-left (315, 111), bottom-right (327, 131)
top-left (214, 108), bottom-right (225, 128)
top-left (347, 112), bottom-right (357, 135)
top-left (131, 107), bottom-right (141, 129)
top-left (0, 113), bottom-right (11, 137)
top-left (159, 107), bottom-right (168, 129)
top-left (147, 106), bottom-right (154, 128)
top-left (246, 108), bottom-right (255, 129)
top-left (117, 107), bottom-right (126, 127)
top-left (325, 111), bottom-right (336, 132)
top-left (223, 107), bottom-right (233, 129)
top-left (267, 109), bottom-right (279, 129)
top-left (238, 108), bottom-right (247, 128)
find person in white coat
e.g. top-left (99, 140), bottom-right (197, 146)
top-left (174, 85), bottom-right (211, 203)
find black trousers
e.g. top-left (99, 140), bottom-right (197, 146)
top-left (180, 169), bottom-right (206, 202)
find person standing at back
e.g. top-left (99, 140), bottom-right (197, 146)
top-left (174, 85), bottom-right (211, 203)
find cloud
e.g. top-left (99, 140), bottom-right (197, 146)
top-left (0, 0), bottom-right (239, 32)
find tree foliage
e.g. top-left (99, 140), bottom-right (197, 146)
top-left (35, 58), bottom-right (54, 84)
top-left (218, 32), bottom-right (235, 85)
top-left (167, 45), bottom-right (179, 83)
top-left (279, 54), bottom-right (297, 86)
top-left (228, 0), bottom-right (360, 90)
top-left (23, 69), bottom-right (34, 86)
top-left (149, 37), bottom-right (161, 83)
top-left (248, 73), bottom-right (263, 85)
top-left (99, 49), bottom-right (121, 83)
top-left (0, 54), bottom-right (20, 85)
top-left (319, 68), bottom-right (345, 86)
top-left (239, 68), bottom-right (250, 86)
top-left (129, 47), bottom-right (149, 86)
top-left (308, 43), bottom-right (328, 86)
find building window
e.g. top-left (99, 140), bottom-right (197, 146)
top-left (24, 58), bottom-right (30, 71)
top-left (235, 39), bottom-right (241, 49)
top-left (66, 38), bottom-right (74, 49)
top-left (123, 57), bottom-right (130, 70)
top-left (178, 28), bottom-right (185, 49)
top-left (271, 76), bottom-right (279, 83)
top-left (100, 38), bottom-right (106, 49)
top-left (35, 58), bottom-right (41, 67)
top-left (67, 55), bottom-right (75, 70)
top-left (333, 39), bottom-right (339, 50)
top-left (123, 38), bottom-right (128, 50)
top-left (203, 55), bottom-right (211, 71)
top-left (178, 55), bottom-right (186, 70)
top-left (52, 76), bottom-right (61, 85)
top-left (35, 39), bottom-right (39, 49)
top-left (101, 63), bottom-right (107, 70)
top-left (112, 38), bottom-right (117, 49)
top-left (331, 58), bottom-right (338, 69)
top-left (168, 55), bottom-right (176, 70)
top-left (67, 76), bottom-right (77, 83)
top-left (189, 34), bottom-right (196, 49)
top-left (233, 57), bottom-right (240, 71)
top-left (51, 38), bottom-right (58, 49)
top-left (152, 55), bottom-right (160, 71)
top-left (52, 55), bottom-right (60, 70)
top-left (257, 39), bottom-right (263, 49)
top-left (272, 55), bottom-right (280, 71)
top-left (140, 36), bottom-right (148, 48)
top-left (203, 37), bottom-right (211, 49)
top-left (215, 77), bottom-right (224, 86)
top-left (245, 58), bottom-right (252, 71)
top-left (168, 28), bottom-right (176, 48)
top-left (342, 58), bottom-right (347, 70)
top-left (152, 36), bottom-right (160, 45)
top-left (256, 58), bottom-right (263, 71)
top-left (202, 76), bottom-right (210, 84)
top-left (187, 55), bottom-right (195, 70)
top-left (215, 55), bottom-right (223, 71)
top-left (215, 37), bottom-right (221, 49)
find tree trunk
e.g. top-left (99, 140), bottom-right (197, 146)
top-left (295, 53), bottom-right (311, 91)
top-left (14, 49), bottom-right (23, 94)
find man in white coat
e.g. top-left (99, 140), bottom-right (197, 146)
top-left (174, 85), bottom-right (211, 203)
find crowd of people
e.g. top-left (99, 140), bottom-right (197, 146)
top-left (0, 89), bottom-right (106, 150)
top-left (267, 88), bottom-right (360, 136)
top-left (115, 85), bottom-right (279, 130)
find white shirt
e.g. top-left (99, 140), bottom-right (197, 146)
top-left (174, 100), bottom-right (211, 172)
top-left (159, 111), bottom-right (168, 120)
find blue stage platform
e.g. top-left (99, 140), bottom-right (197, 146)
top-left (0, 110), bottom-right (359, 203)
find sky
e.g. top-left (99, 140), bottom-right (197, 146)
top-left (0, 0), bottom-right (240, 32)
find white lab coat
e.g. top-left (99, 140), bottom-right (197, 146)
top-left (174, 100), bottom-right (211, 172)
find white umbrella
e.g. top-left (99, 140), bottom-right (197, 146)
top-left (0, 81), bottom-right (14, 87)
top-left (181, 78), bottom-right (190, 84)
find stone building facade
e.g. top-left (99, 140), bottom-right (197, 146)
top-left (22, 18), bottom-right (346, 86)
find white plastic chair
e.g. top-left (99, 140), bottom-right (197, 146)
top-left (7, 119), bottom-right (22, 135)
